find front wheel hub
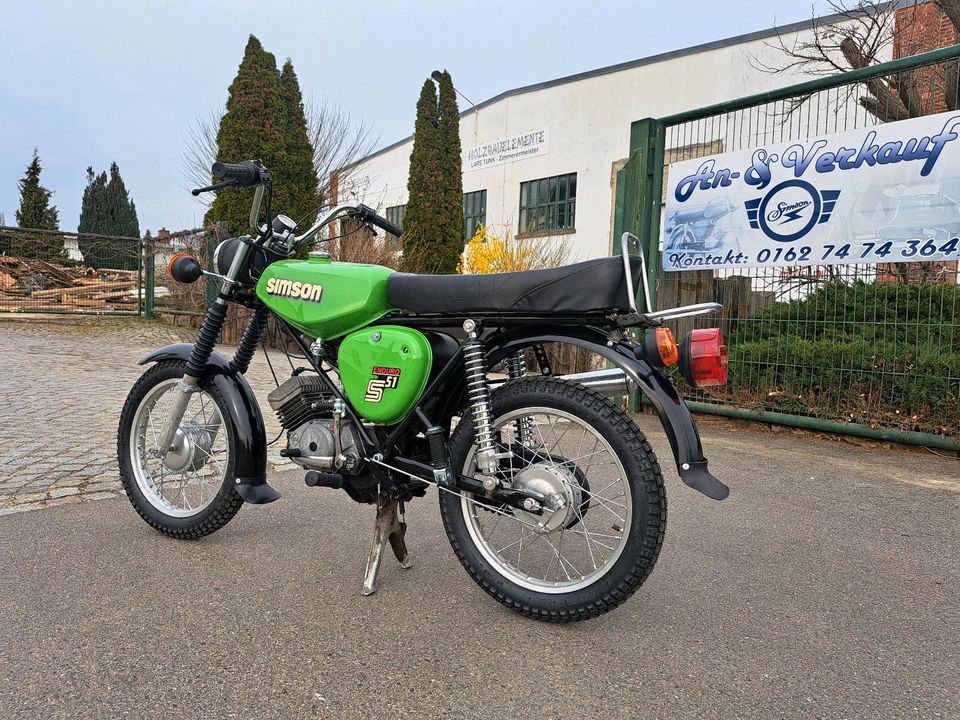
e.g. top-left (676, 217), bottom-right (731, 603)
top-left (511, 463), bottom-right (580, 532)
top-left (162, 421), bottom-right (212, 472)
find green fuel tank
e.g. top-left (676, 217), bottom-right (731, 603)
top-left (255, 256), bottom-right (395, 340)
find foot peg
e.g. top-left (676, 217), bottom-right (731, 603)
top-left (361, 497), bottom-right (411, 596)
top-left (304, 471), bottom-right (343, 489)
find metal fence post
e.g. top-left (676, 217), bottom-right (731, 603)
top-left (143, 234), bottom-right (155, 318)
top-left (613, 117), bottom-right (666, 411)
top-left (628, 117), bottom-right (666, 311)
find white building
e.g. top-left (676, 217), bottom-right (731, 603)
top-left (345, 12), bottom-right (877, 263)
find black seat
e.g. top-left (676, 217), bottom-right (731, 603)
top-left (387, 256), bottom-right (640, 315)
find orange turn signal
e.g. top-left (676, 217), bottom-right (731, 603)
top-left (655, 327), bottom-right (679, 367)
top-left (167, 252), bottom-right (203, 284)
top-left (167, 251), bottom-right (193, 279)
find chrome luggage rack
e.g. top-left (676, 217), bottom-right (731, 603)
top-left (619, 231), bottom-right (722, 324)
top-left (495, 233), bottom-right (728, 399)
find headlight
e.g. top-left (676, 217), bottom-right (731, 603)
top-left (213, 236), bottom-right (270, 285)
top-left (214, 237), bottom-right (244, 277)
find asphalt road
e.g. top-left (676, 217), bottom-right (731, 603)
top-left (2, 417), bottom-right (958, 720)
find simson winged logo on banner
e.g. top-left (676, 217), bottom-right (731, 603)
top-left (662, 111), bottom-right (960, 270)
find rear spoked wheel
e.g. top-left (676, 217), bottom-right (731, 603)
top-left (440, 377), bottom-right (666, 622)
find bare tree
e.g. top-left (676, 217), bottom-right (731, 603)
top-left (306, 100), bottom-right (378, 204)
top-left (181, 101), bottom-right (378, 213)
top-left (752, 0), bottom-right (959, 120)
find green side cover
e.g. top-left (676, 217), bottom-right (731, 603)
top-left (255, 256), bottom-right (395, 340)
top-left (338, 326), bottom-right (433, 424)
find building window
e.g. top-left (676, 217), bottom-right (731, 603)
top-left (385, 204), bottom-right (406, 234)
top-left (463, 190), bottom-right (487, 240)
top-left (519, 173), bottom-right (576, 235)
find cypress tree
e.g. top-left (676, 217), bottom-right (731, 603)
top-left (206, 36), bottom-right (288, 235)
top-left (14, 149), bottom-right (63, 260)
top-left (79, 167), bottom-right (109, 235)
top-left (278, 59), bottom-right (319, 233)
top-left (105, 162), bottom-right (140, 238)
top-left (78, 163), bottom-right (140, 269)
top-left (402, 80), bottom-right (442, 272)
top-left (436, 70), bottom-right (464, 271)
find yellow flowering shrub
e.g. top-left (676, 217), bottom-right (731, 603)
top-left (458, 224), bottom-right (568, 274)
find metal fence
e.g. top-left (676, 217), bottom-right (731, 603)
top-left (614, 45), bottom-right (960, 450)
top-left (0, 226), bottom-right (144, 314)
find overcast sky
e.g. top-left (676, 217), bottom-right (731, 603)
top-left (0, 0), bottom-right (835, 234)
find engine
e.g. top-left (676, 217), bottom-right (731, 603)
top-left (267, 375), bottom-right (363, 473)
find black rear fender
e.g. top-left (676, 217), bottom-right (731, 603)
top-left (485, 328), bottom-right (729, 501)
top-left (139, 343), bottom-right (278, 504)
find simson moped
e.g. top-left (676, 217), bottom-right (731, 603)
top-left (118, 160), bottom-right (729, 622)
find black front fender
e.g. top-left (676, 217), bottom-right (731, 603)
top-left (139, 343), bottom-right (279, 504)
top-left (486, 328), bottom-right (729, 501)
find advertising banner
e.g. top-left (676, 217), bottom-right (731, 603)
top-left (662, 111), bottom-right (960, 271)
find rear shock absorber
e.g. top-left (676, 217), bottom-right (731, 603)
top-left (506, 351), bottom-right (536, 448)
top-left (462, 320), bottom-right (502, 488)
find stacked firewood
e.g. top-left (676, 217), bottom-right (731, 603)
top-left (0, 257), bottom-right (139, 312)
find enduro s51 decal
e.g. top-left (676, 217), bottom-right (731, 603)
top-left (364, 366), bottom-right (401, 403)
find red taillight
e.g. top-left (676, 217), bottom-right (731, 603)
top-left (679, 328), bottom-right (728, 387)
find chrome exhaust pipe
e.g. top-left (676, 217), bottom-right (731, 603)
top-left (558, 368), bottom-right (634, 397)
top-left (491, 368), bottom-right (633, 398)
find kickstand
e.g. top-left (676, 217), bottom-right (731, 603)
top-left (361, 497), bottom-right (411, 596)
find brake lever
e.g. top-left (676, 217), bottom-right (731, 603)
top-left (191, 179), bottom-right (239, 196)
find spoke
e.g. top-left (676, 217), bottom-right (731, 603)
top-left (577, 483), bottom-right (627, 509)
top-left (590, 476), bottom-right (627, 499)
top-left (516, 526), bottom-right (525, 568)
top-left (573, 504), bottom-right (598, 571)
top-left (495, 527), bottom-right (537, 555)
top-left (562, 447), bottom-right (612, 465)
top-left (579, 491), bottom-right (625, 523)
top-left (542, 534), bottom-right (578, 581)
top-left (568, 528), bottom-right (618, 552)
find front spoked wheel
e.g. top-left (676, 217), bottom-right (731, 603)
top-left (117, 360), bottom-right (243, 538)
top-left (440, 377), bottom-right (666, 622)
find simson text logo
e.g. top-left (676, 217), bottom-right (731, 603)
top-left (264, 277), bottom-right (323, 303)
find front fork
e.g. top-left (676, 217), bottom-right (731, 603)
top-left (159, 223), bottom-right (273, 458)
top-left (157, 262), bottom-right (268, 460)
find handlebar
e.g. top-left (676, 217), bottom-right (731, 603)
top-left (212, 160), bottom-right (267, 188)
top-left (349, 204), bottom-right (403, 237)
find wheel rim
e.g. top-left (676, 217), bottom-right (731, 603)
top-left (460, 407), bottom-right (632, 594)
top-left (129, 379), bottom-right (229, 518)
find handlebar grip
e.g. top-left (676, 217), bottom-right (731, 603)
top-left (355, 204), bottom-right (403, 237)
top-left (376, 216), bottom-right (403, 237)
top-left (211, 161), bottom-right (260, 187)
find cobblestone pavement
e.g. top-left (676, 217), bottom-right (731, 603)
top-left (0, 317), bottom-right (294, 515)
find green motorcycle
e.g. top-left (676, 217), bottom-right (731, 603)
top-left (118, 160), bottom-right (729, 622)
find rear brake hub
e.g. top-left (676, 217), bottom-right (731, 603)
top-left (511, 463), bottom-right (581, 532)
